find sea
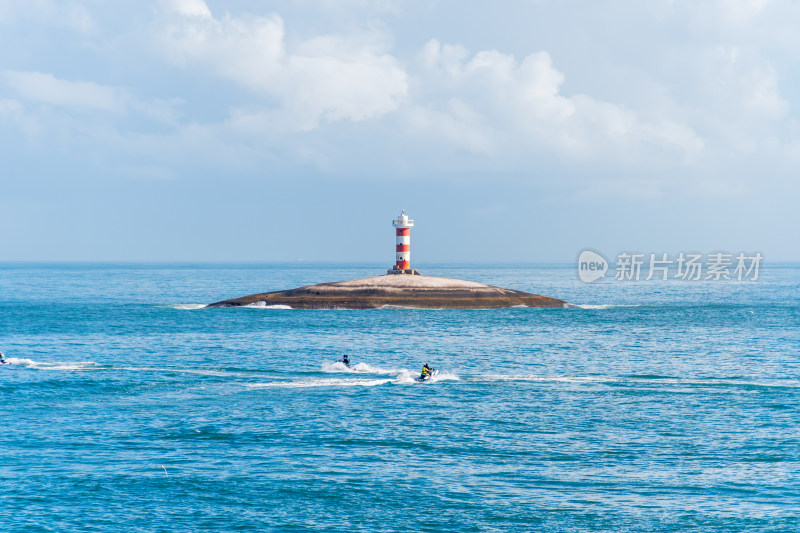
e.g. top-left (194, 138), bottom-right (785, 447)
top-left (1, 262), bottom-right (798, 532)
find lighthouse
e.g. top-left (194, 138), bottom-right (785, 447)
top-left (388, 210), bottom-right (420, 275)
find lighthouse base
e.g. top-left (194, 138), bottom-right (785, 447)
top-left (387, 268), bottom-right (422, 276)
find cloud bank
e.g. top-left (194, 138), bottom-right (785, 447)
top-left (0, 0), bottom-right (795, 188)
top-left (156, 0), bottom-right (408, 129)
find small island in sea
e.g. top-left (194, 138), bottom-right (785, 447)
top-left (207, 211), bottom-right (568, 310)
top-left (207, 273), bottom-right (568, 309)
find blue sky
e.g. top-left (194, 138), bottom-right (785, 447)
top-left (1, 0), bottom-right (798, 262)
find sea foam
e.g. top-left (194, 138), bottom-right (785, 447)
top-left (167, 304), bottom-right (208, 310)
top-left (320, 361), bottom-right (409, 375)
top-left (5, 358), bottom-right (99, 371)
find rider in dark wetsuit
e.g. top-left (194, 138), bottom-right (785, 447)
top-left (340, 354), bottom-right (350, 366)
top-left (0, 351), bottom-right (6, 364)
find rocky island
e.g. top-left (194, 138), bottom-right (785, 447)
top-left (207, 273), bottom-right (568, 309)
top-left (208, 211), bottom-right (568, 310)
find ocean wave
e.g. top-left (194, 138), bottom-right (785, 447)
top-left (378, 305), bottom-right (444, 310)
top-left (167, 304), bottom-right (207, 310)
top-left (474, 374), bottom-right (615, 384)
top-left (245, 369), bottom-right (460, 388)
top-left (576, 304), bottom-right (643, 310)
top-left (5, 358), bottom-right (99, 371)
top-left (468, 374), bottom-right (800, 389)
top-left (243, 302), bottom-right (293, 309)
top-left (320, 361), bottom-right (410, 375)
top-left (392, 369), bottom-right (460, 384)
top-left (244, 378), bottom-right (393, 389)
top-left (320, 363), bottom-right (460, 384)
top-left (118, 366), bottom-right (263, 379)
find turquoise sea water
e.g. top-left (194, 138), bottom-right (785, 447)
top-left (1, 263), bottom-right (799, 532)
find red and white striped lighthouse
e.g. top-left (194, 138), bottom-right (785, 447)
top-left (389, 210), bottom-right (417, 274)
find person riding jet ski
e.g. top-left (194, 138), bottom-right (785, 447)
top-left (419, 363), bottom-right (433, 380)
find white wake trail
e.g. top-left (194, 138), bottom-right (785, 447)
top-left (4, 358), bottom-right (99, 371)
top-left (320, 361), bottom-right (411, 375)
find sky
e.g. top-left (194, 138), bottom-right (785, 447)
top-left (1, 0), bottom-right (798, 263)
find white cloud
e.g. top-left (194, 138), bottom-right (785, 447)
top-left (0, 97), bottom-right (22, 115)
top-left (680, 0), bottom-right (772, 29)
top-left (657, 43), bottom-right (791, 157)
top-left (144, 13), bottom-right (708, 172)
top-left (142, 3), bottom-right (716, 171)
top-left (154, 0), bottom-right (408, 129)
top-left (168, 0), bottom-right (211, 19)
top-left (1, 70), bottom-right (182, 128)
top-left (2, 71), bottom-right (125, 112)
top-left (6, 0), bottom-right (791, 184)
top-left (404, 98), bottom-right (496, 155)
top-left (707, 46), bottom-right (787, 118)
top-left (410, 39), bottom-right (704, 161)
top-left (0, 97), bottom-right (41, 140)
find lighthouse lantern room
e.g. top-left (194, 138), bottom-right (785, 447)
top-left (388, 210), bottom-right (420, 275)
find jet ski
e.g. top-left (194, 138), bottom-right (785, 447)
top-left (415, 368), bottom-right (438, 382)
top-left (336, 356), bottom-right (351, 368)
